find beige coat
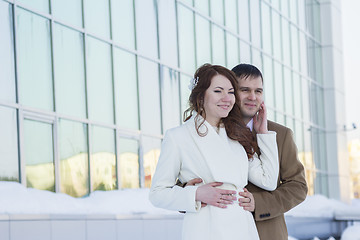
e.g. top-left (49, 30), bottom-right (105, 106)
top-left (150, 115), bottom-right (279, 240)
top-left (246, 121), bottom-right (308, 240)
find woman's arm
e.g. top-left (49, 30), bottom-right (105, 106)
top-left (248, 132), bottom-right (279, 191)
top-left (149, 131), bottom-right (201, 213)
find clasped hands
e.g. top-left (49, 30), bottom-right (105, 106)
top-left (187, 178), bottom-right (255, 212)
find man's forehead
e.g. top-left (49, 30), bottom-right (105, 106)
top-left (237, 76), bottom-right (263, 87)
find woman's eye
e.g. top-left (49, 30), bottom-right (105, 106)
top-left (214, 90), bottom-right (221, 93)
top-left (229, 91), bottom-right (235, 94)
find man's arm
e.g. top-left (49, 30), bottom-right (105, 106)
top-left (251, 128), bottom-right (308, 221)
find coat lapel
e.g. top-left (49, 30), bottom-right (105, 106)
top-left (185, 115), bottom-right (244, 187)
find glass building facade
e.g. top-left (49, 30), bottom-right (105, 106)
top-left (0, 0), bottom-right (349, 200)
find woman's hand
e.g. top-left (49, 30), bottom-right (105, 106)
top-left (238, 188), bottom-right (255, 212)
top-left (253, 102), bottom-right (268, 134)
top-left (195, 182), bottom-right (237, 208)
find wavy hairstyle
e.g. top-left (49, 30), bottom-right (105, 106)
top-left (183, 63), bottom-right (257, 159)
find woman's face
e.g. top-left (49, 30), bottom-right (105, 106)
top-left (203, 74), bottom-right (235, 126)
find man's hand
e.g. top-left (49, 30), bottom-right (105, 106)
top-left (195, 182), bottom-right (237, 208)
top-left (253, 102), bottom-right (268, 134)
top-left (238, 188), bottom-right (255, 212)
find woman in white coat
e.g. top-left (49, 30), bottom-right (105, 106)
top-left (149, 64), bottom-right (279, 240)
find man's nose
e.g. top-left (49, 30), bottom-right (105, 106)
top-left (248, 92), bottom-right (256, 100)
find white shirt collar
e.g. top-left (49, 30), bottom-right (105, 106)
top-left (246, 119), bottom-right (254, 131)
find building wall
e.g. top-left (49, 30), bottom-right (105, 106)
top-left (0, 0), bottom-right (348, 200)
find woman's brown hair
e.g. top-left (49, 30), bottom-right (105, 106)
top-left (184, 63), bottom-right (257, 159)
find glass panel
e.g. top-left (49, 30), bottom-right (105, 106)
top-left (239, 41), bottom-right (251, 62)
top-left (298, 0), bottom-right (306, 30)
top-left (210, 0), bottom-right (224, 24)
top-left (275, 112), bottom-right (285, 125)
top-left (118, 138), bottom-right (139, 188)
top-left (226, 33), bottom-right (239, 69)
top-left (302, 78), bottom-right (310, 122)
top-left (291, 25), bottom-right (300, 71)
top-left (85, 0), bottom-right (110, 38)
top-left (282, 18), bottom-right (291, 65)
top-left (143, 136), bottom-right (161, 188)
top-left (87, 37), bottom-right (114, 124)
top-left (137, 58), bottom-right (161, 135)
top-left (135, 0), bottom-right (158, 58)
top-left (304, 123), bottom-right (314, 195)
top-left (0, 2), bottom-right (16, 103)
top-left (180, 73), bottom-right (191, 120)
top-left (212, 24), bottom-right (225, 65)
top-left (249, 0), bottom-right (261, 48)
top-left (91, 125), bottom-right (116, 191)
top-left (261, 2), bottom-right (272, 54)
top-left (194, 0), bottom-right (209, 15)
top-left (161, 66), bottom-right (180, 132)
top-left (293, 74), bottom-right (302, 118)
top-left (158, 0), bottom-right (178, 66)
top-left (24, 119), bottom-right (54, 192)
top-left (58, 119), bottom-right (89, 197)
top-left (113, 48), bottom-right (139, 130)
top-left (53, 24), bottom-right (86, 118)
top-left (272, 11), bottom-right (282, 61)
top-left (263, 56), bottom-right (274, 108)
top-left (17, 0), bottom-right (49, 14)
top-left (238, 0), bottom-right (250, 41)
top-left (267, 108), bottom-right (275, 122)
top-left (52, 0), bottom-right (83, 27)
top-left (283, 67), bottom-right (293, 115)
top-left (112, 0), bottom-right (135, 49)
top-left (17, 8), bottom-right (53, 111)
top-left (299, 33), bottom-right (308, 75)
top-left (289, 0), bottom-right (298, 24)
top-left (286, 116), bottom-right (294, 132)
top-left (273, 62), bottom-right (284, 112)
top-left (281, 0), bottom-right (289, 19)
top-left (195, 14), bottom-right (211, 67)
top-left (314, 43), bottom-right (323, 84)
top-left (307, 38), bottom-right (316, 80)
top-left (178, 5), bottom-right (195, 73)
top-left (0, 106), bottom-right (19, 181)
top-left (251, 49), bottom-right (262, 70)
top-left (224, 0), bottom-right (237, 32)
top-left (272, 0), bottom-right (280, 11)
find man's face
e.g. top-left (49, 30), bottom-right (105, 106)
top-left (237, 76), bottom-right (264, 124)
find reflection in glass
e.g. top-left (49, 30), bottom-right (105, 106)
top-left (180, 73), bottom-right (191, 119)
top-left (91, 125), bottom-right (116, 191)
top-left (0, 2), bottom-right (16, 103)
top-left (137, 58), bottom-right (161, 135)
top-left (262, 56), bottom-right (275, 108)
top-left (274, 62), bottom-right (284, 113)
top-left (135, 0), bottom-right (158, 58)
top-left (261, 2), bottom-right (272, 54)
top-left (113, 48), bottom-right (139, 130)
top-left (283, 67), bottom-right (293, 115)
top-left (112, 0), bottom-right (135, 49)
top-left (17, 8), bottom-right (53, 111)
top-left (143, 136), bottom-right (161, 188)
top-left (53, 24), bottom-right (86, 118)
top-left (272, 11), bottom-right (282, 61)
top-left (24, 120), bottom-right (54, 192)
top-left (238, 0), bottom-right (250, 41)
top-left (17, 0), bottom-right (49, 14)
top-left (0, 106), bottom-right (19, 181)
top-left (195, 15), bottom-right (211, 67)
top-left (178, 5), bottom-right (195, 73)
top-left (85, 0), bottom-right (110, 38)
top-left (249, 0), bottom-right (261, 48)
top-left (87, 37), bottom-right (114, 124)
top-left (224, 0), bottom-right (237, 32)
top-left (58, 119), bottom-right (89, 197)
top-left (226, 33), bottom-right (239, 69)
top-left (212, 24), bottom-right (225, 65)
top-left (52, 0), bottom-right (82, 27)
top-left (118, 138), bottom-right (139, 188)
top-left (161, 66), bottom-right (180, 132)
top-left (157, 0), bottom-right (178, 66)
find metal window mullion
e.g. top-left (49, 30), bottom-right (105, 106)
top-left (138, 135), bottom-right (144, 188)
top-left (17, 108), bottom-right (26, 187)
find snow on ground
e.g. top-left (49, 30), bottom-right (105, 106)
top-left (1, 181), bottom-right (360, 239)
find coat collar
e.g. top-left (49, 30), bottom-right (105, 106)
top-left (184, 114), bottom-right (244, 186)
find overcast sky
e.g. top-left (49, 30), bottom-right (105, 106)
top-left (342, 0), bottom-right (360, 141)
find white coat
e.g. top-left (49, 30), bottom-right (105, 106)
top-left (149, 115), bottom-right (279, 240)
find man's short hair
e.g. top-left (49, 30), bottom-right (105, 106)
top-left (231, 63), bottom-right (263, 83)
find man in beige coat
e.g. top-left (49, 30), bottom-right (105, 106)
top-left (231, 63), bottom-right (308, 240)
